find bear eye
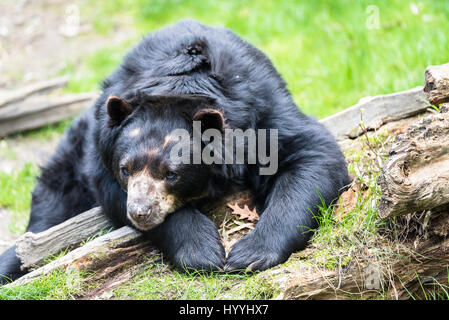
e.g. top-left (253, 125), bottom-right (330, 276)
top-left (121, 167), bottom-right (130, 178)
top-left (165, 171), bottom-right (177, 181)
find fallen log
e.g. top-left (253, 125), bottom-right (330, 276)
top-left (0, 93), bottom-right (97, 120)
top-left (377, 109), bottom-right (449, 219)
top-left (6, 226), bottom-right (144, 288)
top-left (424, 63), bottom-right (449, 106)
top-left (0, 77), bottom-right (69, 108)
top-left (378, 62), bottom-right (449, 218)
top-left (15, 207), bottom-right (113, 270)
top-left (8, 191), bottom-right (254, 288)
top-left (389, 235), bottom-right (449, 299)
top-left (378, 112), bottom-right (449, 218)
top-left (263, 228), bottom-right (449, 300)
top-left (262, 255), bottom-right (382, 300)
top-left (0, 92), bottom-right (97, 137)
top-left (319, 86), bottom-right (430, 140)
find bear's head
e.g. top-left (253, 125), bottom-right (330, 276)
top-left (103, 94), bottom-right (227, 231)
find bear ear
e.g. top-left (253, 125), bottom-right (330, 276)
top-left (193, 108), bottom-right (226, 133)
top-left (106, 96), bottom-right (133, 126)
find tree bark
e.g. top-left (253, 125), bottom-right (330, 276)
top-left (424, 63), bottom-right (449, 106)
top-left (267, 232), bottom-right (449, 300)
top-left (378, 111), bottom-right (449, 218)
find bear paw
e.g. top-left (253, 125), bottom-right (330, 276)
top-left (224, 233), bottom-right (288, 272)
top-left (171, 237), bottom-right (226, 272)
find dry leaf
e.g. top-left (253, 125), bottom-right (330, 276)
top-left (227, 203), bottom-right (259, 222)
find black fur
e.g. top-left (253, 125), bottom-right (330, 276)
top-left (0, 20), bottom-right (350, 283)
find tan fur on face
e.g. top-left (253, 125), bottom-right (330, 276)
top-left (126, 170), bottom-right (177, 230)
top-left (145, 148), bottom-right (161, 158)
top-left (162, 135), bottom-right (180, 149)
top-left (128, 127), bottom-right (142, 137)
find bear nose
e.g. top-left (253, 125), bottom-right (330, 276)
top-left (127, 202), bottom-right (151, 221)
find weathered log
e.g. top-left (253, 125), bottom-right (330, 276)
top-left (378, 111), bottom-right (449, 218)
top-left (15, 207), bottom-right (113, 270)
top-left (0, 77), bottom-right (69, 108)
top-left (262, 256), bottom-right (382, 300)
top-left (320, 86), bottom-right (429, 140)
top-left (389, 235), bottom-right (449, 299)
top-left (7, 226), bottom-right (144, 288)
top-left (424, 63), bottom-right (449, 106)
top-left (265, 227), bottom-right (449, 300)
top-left (78, 242), bottom-right (160, 300)
top-left (0, 92), bottom-right (97, 137)
top-left (0, 93), bottom-right (97, 120)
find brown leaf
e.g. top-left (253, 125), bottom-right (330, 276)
top-left (227, 203), bottom-right (259, 222)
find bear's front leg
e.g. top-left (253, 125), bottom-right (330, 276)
top-left (0, 246), bottom-right (25, 284)
top-left (225, 154), bottom-right (349, 271)
top-left (146, 205), bottom-right (225, 272)
top-left (225, 167), bottom-right (319, 271)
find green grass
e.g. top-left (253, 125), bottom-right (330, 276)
top-left (0, 163), bottom-right (39, 234)
top-left (306, 127), bottom-right (411, 292)
top-left (0, 119), bottom-right (75, 234)
top-left (0, 260), bottom-right (273, 300)
top-left (64, 0), bottom-right (449, 118)
top-left (59, 45), bottom-right (133, 94)
top-left (0, 120), bottom-right (75, 234)
top-left (404, 267), bottom-right (449, 300)
top-left (12, 119), bottom-right (73, 141)
top-left (313, 128), bottom-right (389, 240)
top-left (0, 269), bottom-right (86, 300)
top-left (112, 263), bottom-right (265, 300)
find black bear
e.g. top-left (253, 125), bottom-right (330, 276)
top-left (0, 20), bottom-right (350, 283)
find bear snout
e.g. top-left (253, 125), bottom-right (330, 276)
top-left (126, 196), bottom-right (171, 231)
top-left (127, 201), bottom-right (152, 220)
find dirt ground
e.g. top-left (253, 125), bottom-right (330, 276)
top-left (0, 0), bottom-right (132, 88)
top-left (0, 0), bottom-right (133, 252)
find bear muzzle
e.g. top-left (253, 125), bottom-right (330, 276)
top-left (126, 173), bottom-right (177, 231)
top-left (127, 201), bottom-right (161, 230)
